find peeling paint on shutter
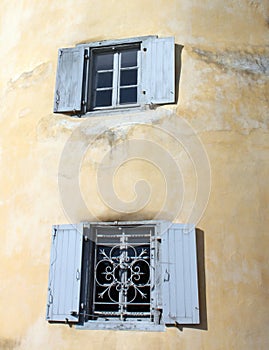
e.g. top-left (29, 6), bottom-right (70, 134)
top-left (161, 224), bottom-right (199, 324)
top-left (141, 37), bottom-right (175, 105)
top-left (46, 224), bottom-right (83, 322)
top-left (53, 47), bottom-right (84, 113)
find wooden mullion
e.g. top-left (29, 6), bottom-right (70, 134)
top-left (120, 66), bottom-right (139, 71)
top-left (112, 52), bottom-right (119, 107)
top-left (120, 84), bottom-right (138, 88)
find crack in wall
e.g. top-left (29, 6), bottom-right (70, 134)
top-left (190, 47), bottom-right (269, 75)
top-left (7, 62), bottom-right (52, 90)
top-left (0, 338), bottom-right (20, 350)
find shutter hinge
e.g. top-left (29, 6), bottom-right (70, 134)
top-left (70, 311), bottom-right (79, 317)
top-left (55, 90), bottom-right (60, 106)
top-left (48, 290), bottom-right (53, 304)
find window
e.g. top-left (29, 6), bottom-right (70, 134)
top-left (53, 36), bottom-right (175, 115)
top-left (91, 45), bottom-right (140, 109)
top-left (46, 221), bottom-right (199, 331)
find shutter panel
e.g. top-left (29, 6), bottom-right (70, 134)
top-left (141, 37), bottom-right (175, 105)
top-left (54, 47), bottom-right (84, 113)
top-left (161, 223), bottom-right (199, 324)
top-left (46, 224), bottom-right (83, 322)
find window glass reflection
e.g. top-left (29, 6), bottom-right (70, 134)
top-left (120, 87), bottom-right (137, 104)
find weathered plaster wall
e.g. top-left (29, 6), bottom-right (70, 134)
top-left (1, 0), bottom-right (269, 349)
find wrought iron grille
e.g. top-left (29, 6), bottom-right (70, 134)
top-left (92, 226), bottom-right (155, 321)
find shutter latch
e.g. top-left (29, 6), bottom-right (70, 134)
top-left (164, 269), bottom-right (170, 282)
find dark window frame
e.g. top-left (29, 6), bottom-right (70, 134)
top-left (87, 44), bottom-right (141, 111)
top-left (79, 224), bottom-right (162, 329)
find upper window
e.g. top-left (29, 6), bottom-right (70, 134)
top-left (46, 221), bottom-right (200, 331)
top-left (53, 36), bottom-right (175, 115)
top-left (91, 45), bottom-right (140, 109)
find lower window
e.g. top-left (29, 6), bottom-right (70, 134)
top-left (46, 221), bottom-right (200, 331)
top-left (79, 224), bottom-right (161, 330)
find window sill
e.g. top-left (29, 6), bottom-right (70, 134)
top-left (79, 104), bottom-right (152, 118)
top-left (76, 321), bottom-right (165, 332)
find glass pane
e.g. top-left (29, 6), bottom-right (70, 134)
top-left (95, 90), bottom-right (112, 107)
top-left (120, 69), bottom-right (137, 86)
top-left (120, 87), bottom-right (137, 104)
top-left (96, 72), bottom-right (113, 88)
top-left (121, 49), bottom-right (137, 68)
top-left (95, 53), bottom-right (113, 70)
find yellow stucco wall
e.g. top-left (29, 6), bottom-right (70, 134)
top-left (1, 0), bottom-right (269, 349)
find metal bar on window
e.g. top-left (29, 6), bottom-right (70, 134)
top-left (92, 226), bottom-right (153, 321)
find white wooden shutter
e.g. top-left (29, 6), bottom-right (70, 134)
top-left (141, 37), bottom-right (175, 105)
top-left (46, 224), bottom-right (83, 322)
top-left (161, 223), bottom-right (199, 324)
top-left (54, 47), bottom-right (84, 113)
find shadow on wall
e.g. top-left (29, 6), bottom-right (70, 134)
top-left (175, 44), bottom-right (184, 105)
top-left (168, 228), bottom-right (208, 332)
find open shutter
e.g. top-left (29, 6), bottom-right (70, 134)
top-left (54, 47), bottom-right (84, 113)
top-left (141, 36), bottom-right (175, 105)
top-left (46, 224), bottom-right (83, 322)
top-left (161, 223), bottom-right (199, 324)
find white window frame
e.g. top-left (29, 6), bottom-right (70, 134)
top-left (87, 44), bottom-right (141, 111)
top-left (79, 223), bottom-right (162, 331)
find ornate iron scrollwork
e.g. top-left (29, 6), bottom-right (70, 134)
top-left (94, 231), bottom-right (151, 319)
